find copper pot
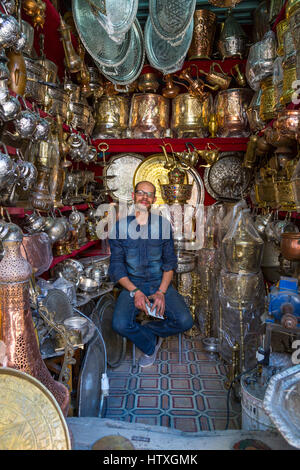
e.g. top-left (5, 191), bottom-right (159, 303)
top-left (215, 88), bottom-right (253, 137)
top-left (129, 93), bottom-right (170, 138)
top-left (281, 232), bottom-right (300, 260)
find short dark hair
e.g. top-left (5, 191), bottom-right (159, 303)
top-left (134, 181), bottom-right (156, 196)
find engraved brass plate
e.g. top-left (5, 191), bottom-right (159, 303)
top-left (133, 153), bottom-right (202, 206)
top-left (0, 367), bottom-right (71, 450)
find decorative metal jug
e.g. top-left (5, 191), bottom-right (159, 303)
top-left (0, 224), bottom-right (69, 416)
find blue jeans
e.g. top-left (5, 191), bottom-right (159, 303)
top-left (112, 281), bottom-right (193, 355)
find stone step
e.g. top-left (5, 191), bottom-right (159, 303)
top-left (67, 417), bottom-right (296, 451)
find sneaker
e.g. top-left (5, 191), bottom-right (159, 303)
top-left (139, 337), bottom-right (163, 368)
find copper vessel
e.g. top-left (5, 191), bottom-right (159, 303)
top-left (162, 74), bottom-right (180, 99)
top-left (7, 50), bottom-right (27, 95)
top-left (260, 76), bottom-right (276, 121)
top-left (171, 92), bottom-right (213, 138)
top-left (188, 10), bottom-right (217, 60)
top-left (281, 232), bottom-right (300, 260)
top-left (178, 67), bottom-right (214, 100)
top-left (92, 95), bottom-right (129, 139)
top-left (129, 93), bottom-right (170, 138)
top-left (138, 72), bottom-right (159, 93)
top-left (0, 227), bottom-right (69, 416)
top-left (215, 88), bottom-right (253, 137)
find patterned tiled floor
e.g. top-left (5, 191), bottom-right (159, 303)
top-left (105, 335), bottom-right (241, 432)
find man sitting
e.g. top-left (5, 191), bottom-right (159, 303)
top-left (108, 180), bottom-right (193, 367)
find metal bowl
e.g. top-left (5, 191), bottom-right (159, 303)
top-left (78, 276), bottom-right (99, 292)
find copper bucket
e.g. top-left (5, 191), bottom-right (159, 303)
top-left (92, 95), bottom-right (129, 139)
top-left (215, 88), bottom-right (253, 138)
top-left (129, 93), bottom-right (170, 138)
top-left (188, 10), bottom-right (217, 60)
top-left (171, 92), bottom-right (213, 138)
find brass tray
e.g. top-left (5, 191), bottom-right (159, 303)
top-left (104, 152), bottom-right (144, 202)
top-left (133, 153), bottom-right (204, 206)
top-left (0, 367), bottom-right (71, 450)
top-left (204, 152), bottom-right (251, 201)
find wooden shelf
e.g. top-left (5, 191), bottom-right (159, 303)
top-left (91, 137), bottom-right (249, 155)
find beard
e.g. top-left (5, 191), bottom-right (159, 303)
top-left (134, 201), bottom-right (150, 213)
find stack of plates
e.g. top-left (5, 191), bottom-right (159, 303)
top-left (145, 0), bottom-right (196, 74)
top-left (73, 0), bottom-right (144, 87)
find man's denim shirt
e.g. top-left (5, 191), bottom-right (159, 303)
top-left (108, 213), bottom-right (178, 284)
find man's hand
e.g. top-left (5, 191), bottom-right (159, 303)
top-left (148, 291), bottom-right (165, 318)
top-left (134, 290), bottom-right (151, 315)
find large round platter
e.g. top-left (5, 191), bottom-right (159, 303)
top-left (204, 152), bottom-right (251, 201)
top-left (144, 16), bottom-right (193, 74)
top-left (133, 153), bottom-right (204, 206)
top-left (263, 364), bottom-right (300, 449)
top-left (94, 293), bottom-right (126, 368)
top-left (91, 0), bottom-right (138, 43)
top-left (73, 0), bottom-right (132, 67)
top-left (103, 152), bottom-right (144, 202)
top-left (0, 367), bottom-right (71, 450)
top-left (77, 301), bottom-right (107, 417)
top-left (97, 20), bottom-right (145, 86)
top-left (149, 0), bottom-right (196, 44)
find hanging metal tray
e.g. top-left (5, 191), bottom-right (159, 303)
top-left (89, 0), bottom-right (138, 44)
top-left (73, 0), bottom-right (132, 67)
top-left (204, 152), bottom-right (251, 201)
top-left (144, 16), bottom-right (193, 74)
top-left (263, 365), bottom-right (300, 449)
top-left (97, 19), bottom-right (145, 87)
top-left (0, 367), bottom-right (71, 450)
top-left (77, 302), bottom-right (108, 417)
top-left (96, 293), bottom-right (126, 368)
top-left (103, 152), bottom-right (144, 202)
top-left (133, 153), bottom-right (204, 206)
top-left (149, 0), bottom-right (196, 45)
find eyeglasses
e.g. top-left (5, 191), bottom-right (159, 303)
top-left (135, 189), bottom-right (155, 198)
